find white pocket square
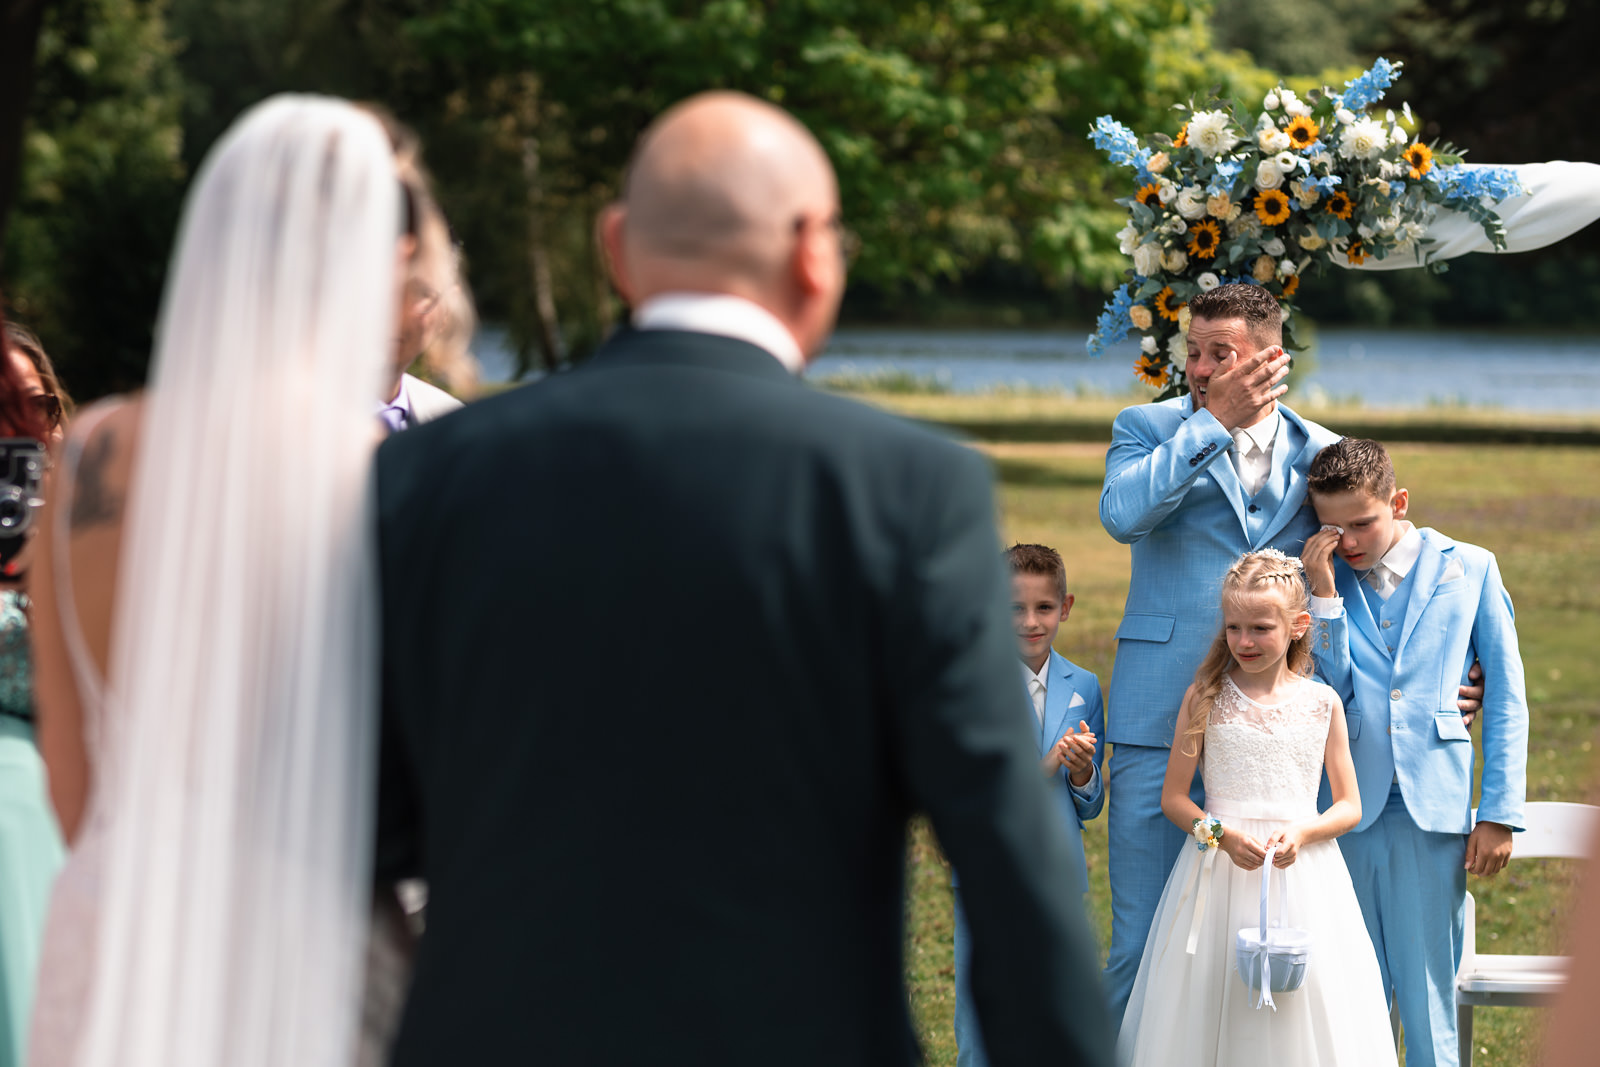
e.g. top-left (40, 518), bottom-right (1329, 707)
top-left (1439, 558), bottom-right (1466, 583)
top-left (1069, 692), bottom-right (1087, 708)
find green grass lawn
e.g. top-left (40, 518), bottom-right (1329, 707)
top-left (864, 392), bottom-right (1600, 1066)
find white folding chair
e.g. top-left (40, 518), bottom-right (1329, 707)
top-left (1456, 801), bottom-right (1600, 1067)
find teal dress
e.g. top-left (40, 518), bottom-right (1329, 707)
top-left (0, 589), bottom-right (65, 1067)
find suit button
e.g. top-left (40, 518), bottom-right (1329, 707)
top-left (1248, 504), bottom-right (1259, 513)
top-left (1381, 620), bottom-right (1392, 629)
top-left (1391, 689), bottom-right (1403, 701)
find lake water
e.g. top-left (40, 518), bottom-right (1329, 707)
top-left (474, 325), bottom-right (1600, 413)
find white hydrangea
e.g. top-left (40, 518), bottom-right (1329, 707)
top-left (1117, 222), bottom-right (1140, 255)
top-left (1141, 334), bottom-right (1158, 354)
top-left (1258, 125), bottom-right (1291, 154)
top-left (1189, 110), bottom-right (1240, 159)
top-left (1133, 242), bottom-right (1163, 276)
top-left (1254, 158), bottom-right (1285, 191)
top-left (1176, 185), bottom-right (1209, 220)
top-left (1339, 117), bottom-right (1389, 161)
top-left (1197, 272), bottom-right (1221, 291)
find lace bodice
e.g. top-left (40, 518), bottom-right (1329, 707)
top-left (1201, 675), bottom-right (1334, 820)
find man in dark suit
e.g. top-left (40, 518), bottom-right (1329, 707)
top-left (375, 91), bottom-right (1112, 1067)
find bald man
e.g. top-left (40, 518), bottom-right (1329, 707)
top-left (374, 92), bottom-right (1112, 1067)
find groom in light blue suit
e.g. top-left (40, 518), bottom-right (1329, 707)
top-left (1305, 439), bottom-right (1528, 1067)
top-left (1098, 285), bottom-right (1340, 1026)
top-left (953, 544), bottom-right (1105, 1067)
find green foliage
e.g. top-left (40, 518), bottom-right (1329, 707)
top-left (4, 0), bottom-right (186, 399)
top-left (405, 0), bottom-right (1260, 370)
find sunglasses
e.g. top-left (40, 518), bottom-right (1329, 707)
top-left (30, 393), bottom-right (62, 426)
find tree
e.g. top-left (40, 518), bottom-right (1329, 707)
top-left (0, 0), bottom-right (53, 263)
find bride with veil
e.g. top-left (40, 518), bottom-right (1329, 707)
top-left (27, 95), bottom-right (455, 1067)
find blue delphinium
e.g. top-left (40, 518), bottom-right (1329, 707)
top-left (1430, 165), bottom-right (1524, 202)
top-left (1208, 160), bottom-right (1243, 196)
top-left (1336, 57), bottom-right (1402, 112)
top-left (1091, 116), bottom-right (1154, 184)
top-left (1087, 280), bottom-right (1139, 357)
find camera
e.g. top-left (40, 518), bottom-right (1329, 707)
top-left (0, 438), bottom-right (45, 568)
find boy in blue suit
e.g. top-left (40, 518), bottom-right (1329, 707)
top-left (1304, 439), bottom-right (1528, 1067)
top-left (953, 543), bottom-right (1105, 1067)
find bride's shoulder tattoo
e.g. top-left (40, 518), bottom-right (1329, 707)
top-left (70, 428), bottom-right (124, 530)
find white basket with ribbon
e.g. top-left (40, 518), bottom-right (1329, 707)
top-left (1234, 845), bottom-right (1312, 1009)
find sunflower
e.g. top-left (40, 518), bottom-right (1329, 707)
top-left (1326, 190), bottom-right (1354, 219)
top-left (1403, 141), bottom-right (1433, 179)
top-left (1155, 287), bottom-right (1184, 322)
top-left (1255, 188), bottom-right (1292, 226)
top-left (1134, 353), bottom-right (1170, 388)
top-left (1135, 183), bottom-right (1163, 209)
top-left (1281, 274), bottom-right (1300, 298)
top-left (1175, 122), bottom-right (1189, 147)
top-left (1346, 239), bottom-right (1367, 265)
top-left (1187, 219), bottom-right (1222, 259)
top-left (1285, 116), bottom-right (1320, 150)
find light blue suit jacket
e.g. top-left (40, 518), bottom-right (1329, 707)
top-left (1312, 528), bottom-right (1528, 835)
top-left (1100, 398), bottom-right (1339, 747)
top-left (952, 650), bottom-right (1105, 899)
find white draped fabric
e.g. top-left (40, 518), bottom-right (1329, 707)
top-left (75, 97), bottom-right (396, 1067)
top-left (1343, 160), bottom-right (1600, 270)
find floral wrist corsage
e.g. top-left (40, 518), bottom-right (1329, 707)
top-left (1192, 814), bottom-right (1224, 852)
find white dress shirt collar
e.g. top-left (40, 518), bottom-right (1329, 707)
top-left (1234, 408), bottom-right (1280, 454)
top-left (633, 292), bottom-right (805, 374)
top-left (1375, 522), bottom-right (1422, 581)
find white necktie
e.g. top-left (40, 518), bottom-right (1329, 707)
top-left (1231, 430), bottom-right (1266, 497)
top-left (1028, 677), bottom-right (1046, 726)
top-left (1365, 563), bottom-right (1392, 600)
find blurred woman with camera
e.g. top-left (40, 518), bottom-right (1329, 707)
top-left (0, 308), bottom-right (70, 1067)
top-left (26, 96), bottom-right (461, 1067)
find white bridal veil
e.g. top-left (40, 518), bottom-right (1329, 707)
top-left (75, 96), bottom-right (398, 1066)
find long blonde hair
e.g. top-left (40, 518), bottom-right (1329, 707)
top-left (1180, 549), bottom-right (1314, 756)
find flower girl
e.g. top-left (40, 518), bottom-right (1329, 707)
top-left (1119, 550), bottom-right (1397, 1065)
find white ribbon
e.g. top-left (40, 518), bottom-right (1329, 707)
top-left (1182, 844), bottom-right (1219, 956)
top-left (1252, 845), bottom-right (1288, 1010)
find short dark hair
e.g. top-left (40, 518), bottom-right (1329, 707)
top-left (1005, 543), bottom-right (1068, 601)
top-left (1187, 284), bottom-right (1283, 348)
top-left (1308, 438), bottom-right (1396, 499)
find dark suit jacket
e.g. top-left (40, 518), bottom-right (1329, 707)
top-left (375, 327), bottom-right (1112, 1066)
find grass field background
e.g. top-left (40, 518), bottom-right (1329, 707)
top-left (851, 391), bottom-right (1600, 1067)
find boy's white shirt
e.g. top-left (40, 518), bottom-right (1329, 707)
top-left (1023, 658), bottom-right (1099, 800)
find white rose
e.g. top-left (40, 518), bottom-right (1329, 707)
top-left (1262, 237), bottom-right (1286, 256)
top-left (1392, 126), bottom-right (1410, 147)
top-left (1253, 158), bottom-right (1284, 191)
top-left (1283, 92), bottom-right (1311, 119)
top-left (1274, 151), bottom-right (1299, 173)
top-left (1335, 107), bottom-right (1356, 125)
top-left (1263, 91), bottom-right (1280, 110)
top-left (1162, 248), bottom-right (1189, 273)
top-left (1257, 126), bottom-right (1291, 154)
top-left (1188, 110), bottom-right (1240, 159)
top-left (1176, 185), bottom-right (1208, 220)
top-left (1167, 332), bottom-right (1187, 358)
top-left (1161, 216), bottom-right (1188, 236)
top-left (1279, 258), bottom-right (1297, 277)
top-left (1338, 117), bottom-right (1389, 161)
top-left (1157, 179), bottom-right (1178, 204)
top-left (1197, 272), bottom-right (1221, 291)
top-left (1141, 334), bottom-right (1158, 354)
top-left (1129, 305), bottom-right (1154, 330)
top-left (1148, 151), bottom-right (1170, 174)
top-left (1133, 242), bottom-right (1163, 276)
top-left (1117, 222), bottom-right (1139, 255)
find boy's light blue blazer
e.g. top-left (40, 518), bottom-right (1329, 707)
top-left (1101, 396), bottom-right (1340, 747)
top-left (1313, 527), bottom-right (1528, 834)
top-left (951, 649), bottom-right (1105, 897)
